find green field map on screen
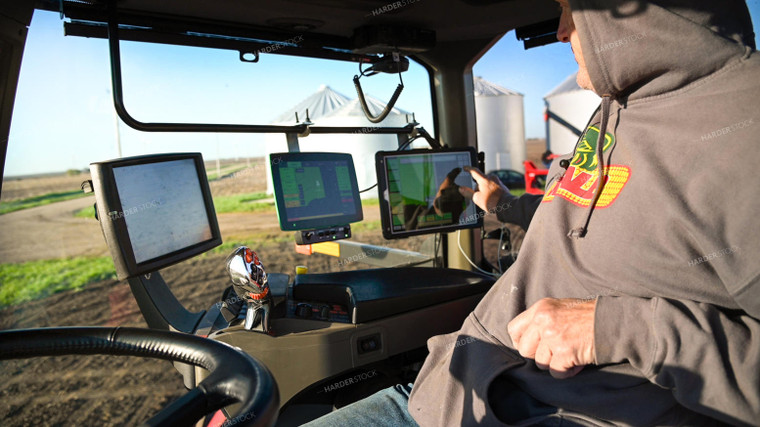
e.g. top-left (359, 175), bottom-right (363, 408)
top-left (336, 166), bottom-right (351, 192)
top-left (280, 166), bottom-right (326, 207)
top-left (397, 159), bottom-right (432, 206)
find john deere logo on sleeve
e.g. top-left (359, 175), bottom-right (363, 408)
top-left (542, 125), bottom-right (630, 208)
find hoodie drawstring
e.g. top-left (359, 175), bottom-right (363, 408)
top-left (568, 95), bottom-right (613, 239)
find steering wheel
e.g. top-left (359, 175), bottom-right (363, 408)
top-left (0, 327), bottom-right (278, 427)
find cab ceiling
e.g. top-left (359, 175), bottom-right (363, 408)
top-left (42, 0), bottom-right (560, 49)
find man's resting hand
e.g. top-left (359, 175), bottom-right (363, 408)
top-left (507, 298), bottom-right (597, 379)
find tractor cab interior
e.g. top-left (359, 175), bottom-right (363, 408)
top-left (0, 0), bottom-right (564, 425)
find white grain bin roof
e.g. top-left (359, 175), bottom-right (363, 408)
top-left (326, 94), bottom-right (411, 119)
top-left (264, 85), bottom-right (414, 197)
top-left (272, 85), bottom-right (351, 124)
top-left (544, 72), bottom-right (585, 99)
top-left (474, 76), bottom-right (523, 97)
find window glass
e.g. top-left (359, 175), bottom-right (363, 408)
top-left (0, 10), bottom-right (434, 425)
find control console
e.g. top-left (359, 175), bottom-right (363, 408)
top-left (286, 268), bottom-right (494, 324)
top-left (287, 300), bottom-right (351, 323)
top-left (295, 225), bottom-right (351, 245)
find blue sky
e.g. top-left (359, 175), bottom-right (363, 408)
top-left (5, 3), bottom-right (760, 176)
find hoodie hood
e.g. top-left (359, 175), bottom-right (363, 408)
top-left (570, 0), bottom-right (755, 100)
top-left (562, 0), bottom-right (756, 237)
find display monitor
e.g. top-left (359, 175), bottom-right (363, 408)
top-left (375, 148), bottom-right (482, 239)
top-left (90, 153), bottom-right (222, 280)
top-left (270, 152), bottom-right (363, 231)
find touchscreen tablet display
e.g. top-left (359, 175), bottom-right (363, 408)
top-left (375, 148), bottom-right (481, 239)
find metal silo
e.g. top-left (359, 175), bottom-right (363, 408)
top-left (474, 76), bottom-right (526, 173)
top-left (544, 72), bottom-right (601, 156)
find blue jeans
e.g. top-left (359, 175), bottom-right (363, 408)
top-left (302, 383), bottom-right (419, 427)
top-left (301, 377), bottom-right (566, 426)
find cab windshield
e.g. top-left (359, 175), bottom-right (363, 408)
top-left (0, 10), bottom-right (442, 423)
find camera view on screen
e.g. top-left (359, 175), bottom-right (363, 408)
top-left (377, 149), bottom-right (480, 239)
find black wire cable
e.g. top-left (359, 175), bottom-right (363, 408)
top-left (397, 135), bottom-right (423, 152)
top-left (359, 183), bottom-right (378, 193)
top-left (353, 58), bottom-right (405, 124)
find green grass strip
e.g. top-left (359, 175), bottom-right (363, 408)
top-left (361, 198), bottom-right (379, 208)
top-left (0, 256), bottom-right (116, 307)
top-left (350, 220), bottom-right (382, 233)
top-left (204, 240), bottom-right (253, 256)
top-left (74, 204), bottom-right (96, 219)
top-left (0, 190), bottom-right (87, 215)
top-left (212, 192), bottom-right (273, 213)
top-left (204, 240), bottom-right (279, 256)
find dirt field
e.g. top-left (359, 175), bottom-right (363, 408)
top-left (0, 161), bottom-right (445, 426)
top-left (0, 237), bottom-right (415, 426)
top-left (0, 237), bottom-right (436, 426)
top-left (0, 155), bottom-right (525, 426)
top-left (526, 138), bottom-right (548, 165)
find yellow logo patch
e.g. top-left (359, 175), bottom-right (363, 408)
top-left (543, 126), bottom-right (630, 208)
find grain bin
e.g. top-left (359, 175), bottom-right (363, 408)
top-left (474, 76), bottom-right (526, 172)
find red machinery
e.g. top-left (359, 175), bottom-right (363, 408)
top-left (523, 160), bottom-right (549, 195)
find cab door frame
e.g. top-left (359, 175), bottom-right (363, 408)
top-left (0, 0), bottom-right (34, 196)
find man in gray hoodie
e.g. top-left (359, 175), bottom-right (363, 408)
top-left (307, 0), bottom-right (760, 425)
